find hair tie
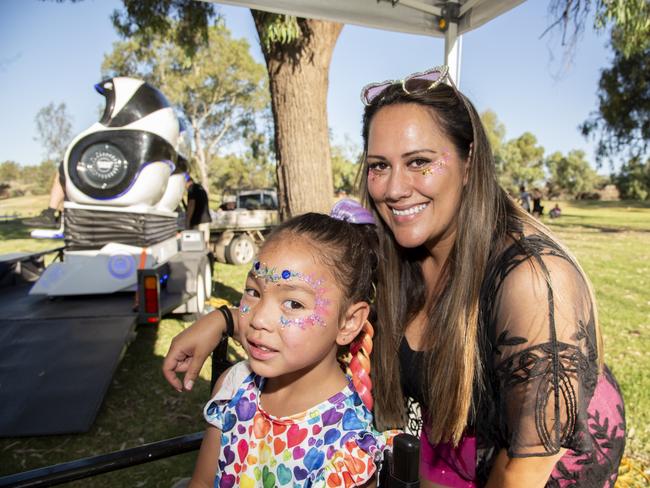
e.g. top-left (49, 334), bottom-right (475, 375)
top-left (330, 198), bottom-right (375, 225)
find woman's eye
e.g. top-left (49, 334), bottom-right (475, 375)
top-left (408, 158), bottom-right (431, 169)
top-left (282, 299), bottom-right (304, 310)
top-left (367, 161), bottom-right (388, 173)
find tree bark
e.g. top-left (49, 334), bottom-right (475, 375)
top-left (252, 12), bottom-right (342, 218)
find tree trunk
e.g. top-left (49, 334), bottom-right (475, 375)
top-left (194, 129), bottom-right (210, 196)
top-left (252, 12), bottom-right (342, 218)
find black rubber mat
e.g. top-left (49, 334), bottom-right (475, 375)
top-left (0, 285), bottom-right (136, 436)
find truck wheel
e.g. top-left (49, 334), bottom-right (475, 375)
top-left (226, 234), bottom-right (256, 265)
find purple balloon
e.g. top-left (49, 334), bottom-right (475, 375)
top-left (330, 198), bottom-right (375, 225)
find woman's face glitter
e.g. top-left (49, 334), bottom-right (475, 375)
top-left (420, 149), bottom-right (450, 176)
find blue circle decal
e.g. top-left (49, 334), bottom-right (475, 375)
top-left (108, 253), bottom-right (136, 279)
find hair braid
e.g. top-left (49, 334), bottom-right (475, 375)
top-left (348, 320), bottom-right (375, 411)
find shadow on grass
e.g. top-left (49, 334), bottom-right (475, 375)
top-left (212, 281), bottom-right (242, 305)
top-left (548, 220), bottom-right (650, 234)
top-left (567, 200), bottom-right (650, 210)
top-left (0, 220), bottom-right (32, 240)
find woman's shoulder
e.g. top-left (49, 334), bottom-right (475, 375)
top-left (487, 229), bottom-right (576, 284)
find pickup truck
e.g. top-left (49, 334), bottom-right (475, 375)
top-left (210, 189), bottom-right (279, 265)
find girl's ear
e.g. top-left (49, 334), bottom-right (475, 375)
top-left (336, 301), bottom-right (370, 346)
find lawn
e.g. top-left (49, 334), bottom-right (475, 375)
top-left (0, 198), bottom-right (648, 486)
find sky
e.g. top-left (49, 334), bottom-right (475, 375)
top-left (0, 0), bottom-right (613, 173)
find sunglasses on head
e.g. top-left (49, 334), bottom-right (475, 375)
top-left (360, 65), bottom-right (450, 107)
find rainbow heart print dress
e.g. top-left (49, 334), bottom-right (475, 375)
top-left (204, 361), bottom-right (395, 487)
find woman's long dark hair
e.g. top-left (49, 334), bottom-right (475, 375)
top-left (359, 80), bottom-right (603, 444)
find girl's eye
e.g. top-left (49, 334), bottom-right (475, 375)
top-left (367, 161), bottom-right (388, 173)
top-left (244, 287), bottom-right (259, 298)
top-left (282, 299), bottom-right (304, 311)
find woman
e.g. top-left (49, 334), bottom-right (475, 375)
top-left (163, 66), bottom-right (625, 487)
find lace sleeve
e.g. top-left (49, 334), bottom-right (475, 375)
top-left (490, 250), bottom-right (599, 458)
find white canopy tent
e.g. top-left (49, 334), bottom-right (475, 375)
top-left (202, 0), bottom-right (526, 84)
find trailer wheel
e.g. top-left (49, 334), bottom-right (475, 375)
top-left (204, 259), bottom-right (213, 298)
top-left (225, 234), bottom-right (256, 265)
top-left (195, 270), bottom-right (206, 314)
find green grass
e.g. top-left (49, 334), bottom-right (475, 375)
top-left (0, 194), bottom-right (50, 218)
top-left (0, 199), bottom-right (648, 486)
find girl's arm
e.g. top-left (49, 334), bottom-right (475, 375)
top-left (485, 448), bottom-right (566, 488)
top-left (189, 425), bottom-right (222, 488)
top-left (188, 367), bottom-right (232, 487)
top-left (162, 308), bottom-right (240, 391)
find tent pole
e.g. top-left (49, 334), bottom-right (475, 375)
top-left (442, 0), bottom-right (462, 86)
top-left (444, 21), bottom-right (462, 86)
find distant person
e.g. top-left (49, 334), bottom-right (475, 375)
top-left (532, 188), bottom-right (544, 217)
top-left (218, 199), bottom-right (236, 211)
top-left (23, 162), bottom-right (66, 229)
top-left (185, 175), bottom-right (211, 245)
top-left (519, 185), bottom-right (531, 213)
top-left (549, 203), bottom-right (562, 219)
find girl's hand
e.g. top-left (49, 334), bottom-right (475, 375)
top-left (162, 308), bottom-right (238, 391)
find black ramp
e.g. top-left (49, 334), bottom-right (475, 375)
top-left (0, 285), bottom-right (136, 436)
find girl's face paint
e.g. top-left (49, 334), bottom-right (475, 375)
top-left (249, 260), bottom-right (329, 329)
top-left (238, 239), bottom-right (344, 380)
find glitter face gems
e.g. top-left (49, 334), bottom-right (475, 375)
top-left (250, 260), bottom-right (329, 330)
top-left (239, 304), bottom-right (251, 315)
top-left (420, 149), bottom-right (450, 176)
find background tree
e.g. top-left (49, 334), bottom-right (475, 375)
top-left (480, 110), bottom-right (509, 187)
top-left (499, 132), bottom-right (545, 192)
top-left (251, 12), bottom-right (342, 217)
top-left (0, 161), bottom-right (21, 183)
top-left (580, 41), bottom-right (650, 165)
top-left (109, 1), bottom-right (342, 218)
top-left (102, 21), bottom-right (268, 193)
top-left (331, 137), bottom-right (361, 195)
top-left (549, 0), bottom-right (650, 198)
top-left (33, 102), bottom-right (73, 163)
top-left (209, 130), bottom-right (276, 195)
top-left (545, 149), bottom-right (600, 198)
top-left (548, 0), bottom-right (650, 57)
top-left (613, 157), bottom-right (650, 201)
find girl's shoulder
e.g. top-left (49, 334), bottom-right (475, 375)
top-left (203, 361), bottom-right (260, 430)
top-left (212, 361), bottom-right (256, 400)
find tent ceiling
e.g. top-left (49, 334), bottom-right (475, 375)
top-left (203, 0), bottom-right (525, 38)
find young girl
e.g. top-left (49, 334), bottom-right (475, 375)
top-left (190, 201), bottom-right (394, 488)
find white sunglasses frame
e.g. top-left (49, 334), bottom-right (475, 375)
top-left (360, 65), bottom-right (450, 106)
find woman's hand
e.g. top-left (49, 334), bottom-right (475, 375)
top-left (162, 309), bottom-right (237, 392)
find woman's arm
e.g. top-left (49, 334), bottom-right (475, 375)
top-left (162, 308), bottom-right (239, 391)
top-left (485, 448), bottom-right (566, 488)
